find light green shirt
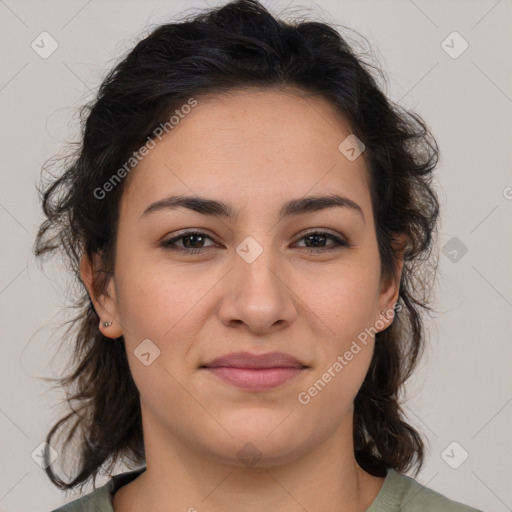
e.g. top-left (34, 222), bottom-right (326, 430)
top-left (50, 466), bottom-right (483, 511)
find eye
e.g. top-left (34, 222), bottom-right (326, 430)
top-left (160, 229), bottom-right (352, 254)
top-left (293, 230), bottom-right (352, 254)
top-left (160, 231), bottom-right (217, 253)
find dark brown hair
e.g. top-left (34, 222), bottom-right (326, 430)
top-left (34, 0), bottom-right (440, 491)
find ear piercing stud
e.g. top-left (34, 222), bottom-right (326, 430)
top-left (103, 321), bottom-right (112, 327)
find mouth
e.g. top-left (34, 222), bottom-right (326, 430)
top-left (201, 366), bottom-right (307, 390)
top-left (199, 351), bottom-right (309, 391)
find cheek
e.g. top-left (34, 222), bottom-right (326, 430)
top-left (296, 265), bottom-right (380, 427)
top-left (113, 262), bottom-right (204, 415)
top-left (112, 244), bottom-right (226, 393)
top-left (298, 254), bottom-right (382, 333)
top-left (114, 239), bottom-right (210, 340)
top-left (295, 344), bottom-right (373, 446)
top-left (295, 253), bottom-right (381, 396)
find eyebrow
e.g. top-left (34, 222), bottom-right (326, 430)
top-left (140, 193), bottom-right (365, 223)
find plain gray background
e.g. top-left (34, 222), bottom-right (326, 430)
top-left (1, 0), bottom-right (511, 511)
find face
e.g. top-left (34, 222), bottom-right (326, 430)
top-left (82, 87), bottom-right (402, 468)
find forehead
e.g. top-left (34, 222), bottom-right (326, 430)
top-left (120, 87), bottom-right (371, 221)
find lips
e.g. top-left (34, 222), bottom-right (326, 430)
top-left (200, 351), bottom-right (308, 391)
top-left (201, 351), bottom-right (307, 369)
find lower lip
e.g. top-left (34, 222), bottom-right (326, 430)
top-left (203, 367), bottom-right (305, 390)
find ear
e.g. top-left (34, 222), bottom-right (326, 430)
top-left (80, 253), bottom-right (123, 339)
top-left (375, 233), bottom-right (406, 330)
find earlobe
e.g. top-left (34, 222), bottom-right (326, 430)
top-left (79, 253), bottom-right (123, 339)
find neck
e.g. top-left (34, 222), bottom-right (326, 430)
top-left (115, 406), bottom-right (385, 512)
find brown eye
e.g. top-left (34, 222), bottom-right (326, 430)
top-left (161, 231), bottom-right (216, 253)
top-left (293, 231), bottom-right (352, 254)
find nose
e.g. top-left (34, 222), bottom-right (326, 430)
top-left (217, 248), bottom-right (298, 336)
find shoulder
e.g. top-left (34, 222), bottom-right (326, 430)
top-left (49, 482), bottom-right (112, 512)
top-left (48, 467), bottom-right (146, 512)
top-left (369, 469), bottom-right (483, 512)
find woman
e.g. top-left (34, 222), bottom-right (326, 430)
top-left (35, 0), bottom-right (482, 510)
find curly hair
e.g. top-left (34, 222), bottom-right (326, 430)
top-left (34, 0), bottom-right (440, 491)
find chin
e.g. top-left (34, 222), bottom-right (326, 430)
top-left (200, 411), bottom-right (312, 467)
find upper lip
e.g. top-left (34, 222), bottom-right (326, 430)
top-left (201, 351), bottom-right (308, 369)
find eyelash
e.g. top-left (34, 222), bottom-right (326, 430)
top-left (160, 230), bottom-right (352, 255)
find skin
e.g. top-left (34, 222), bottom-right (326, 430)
top-left (81, 87), bottom-right (404, 512)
